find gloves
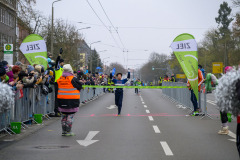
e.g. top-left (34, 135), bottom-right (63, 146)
top-left (128, 68), bottom-right (130, 72)
top-left (60, 48), bottom-right (63, 54)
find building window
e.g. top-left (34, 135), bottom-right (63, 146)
top-left (2, 8), bottom-right (5, 24)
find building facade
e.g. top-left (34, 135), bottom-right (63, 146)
top-left (0, 0), bottom-right (17, 61)
top-left (78, 40), bottom-right (91, 68)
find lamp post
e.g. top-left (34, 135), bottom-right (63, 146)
top-left (90, 41), bottom-right (101, 73)
top-left (51, 0), bottom-right (61, 56)
top-left (104, 61), bottom-right (109, 73)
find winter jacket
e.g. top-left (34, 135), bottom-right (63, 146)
top-left (23, 77), bottom-right (34, 84)
top-left (58, 72), bottom-right (82, 113)
top-left (6, 71), bottom-right (14, 82)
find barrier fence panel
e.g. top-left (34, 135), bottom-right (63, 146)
top-left (162, 82), bottom-right (210, 119)
top-left (1, 85), bottom-right (105, 135)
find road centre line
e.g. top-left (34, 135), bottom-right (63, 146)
top-left (160, 141), bottom-right (174, 156)
top-left (146, 110), bottom-right (150, 113)
top-left (144, 105), bottom-right (147, 108)
top-left (153, 125), bottom-right (161, 133)
top-left (148, 116), bottom-right (154, 121)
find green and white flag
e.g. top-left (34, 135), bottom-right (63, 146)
top-left (20, 34), bottom-right (47, 69)
top-left (170, 33), bottom-right (199, 100)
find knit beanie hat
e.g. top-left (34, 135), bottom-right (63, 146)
top-left (224, 66), bottom-right (233, 74)
top-left (2, 60), bottom-right (8, 66)
top-left (27, 65), bottom-right (34, 73)
top-left (35, 65), bottom-right (42, 73)
top-left (15, 61), bottom-right (22, 66)
top-left (63, 64), bottom-right (73, 74)
top-left (60, 59), bottom-right (64, 63)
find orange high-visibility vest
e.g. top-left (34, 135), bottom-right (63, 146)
top-left (57, 76), bottom-right (80, 99)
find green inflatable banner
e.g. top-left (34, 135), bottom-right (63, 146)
top-left (170, 33), bottom-right (199, 100)
top-left (82, 85), bottom-right (187, 89)
top-left (20, 34), bottom-right (48, 69)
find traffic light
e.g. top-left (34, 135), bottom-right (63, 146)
top-left (152, 66), bottom-right (154, 70)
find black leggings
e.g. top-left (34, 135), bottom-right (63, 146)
top-left (237, 123), bottom-right (240, 157)
top-left (220, 111), bottom-right (228, 123)
top-left (135, 88), bottom-right (138, 94)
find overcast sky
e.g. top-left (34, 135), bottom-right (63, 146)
top-left (34, 0), bottom-right (237, 69)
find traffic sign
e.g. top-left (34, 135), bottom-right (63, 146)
top-left (212, 62), bottom-right (223, 74)
top-left (176, 74), bottom-right (186, 79)
top-left (4, 44), bottom-right (13, 65)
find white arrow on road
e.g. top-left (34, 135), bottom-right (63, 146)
top-left (77, 131), bottom-right (99, 147)
top-left (106, 105), bottom-right (117, 109)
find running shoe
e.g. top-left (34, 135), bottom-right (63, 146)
top-left (65, 132), bottom-right (76, 136)
top-left (62, 132), bottom-right (66, 136)
top-left (118, 114), bottom-right (121, 116)
top-left (191, 111), bottom-right (199, 116)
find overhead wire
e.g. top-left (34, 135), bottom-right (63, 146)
top-left (85, 0), bottom-right (125, 66)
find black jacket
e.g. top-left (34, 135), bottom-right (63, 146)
top-left (237, 79), bottom-right (240, 101)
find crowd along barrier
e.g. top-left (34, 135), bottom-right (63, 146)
top-left (0, 85), bottom-right (104, 135)
top-left (162, 82), bottom-right (211, 119)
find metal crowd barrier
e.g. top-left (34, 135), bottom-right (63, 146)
top-left (0, 85), bottom-right (104, 135)
top-left (162, 82), bottom-right (211, 119)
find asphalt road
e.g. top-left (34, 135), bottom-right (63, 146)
top-left (0, 89), bottom-right (238, 160)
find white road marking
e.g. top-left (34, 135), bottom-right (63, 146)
top-left (146, 110), bottom-right (150, 113)
top-left (148, 116), bottom-right (154, 121)
top-left (153, 125), bottom-right (161, 133)
top-left (106, 105), bottom-right (117, 109)
top-left (142, 102), bottom-right (145, 104)
top-left (207, 100), bottom-right (216, 106)
top-left (144, 105), bottom-right (147, 108)
top-left (160, 141), bottom-right (173, 156)
top-left (228, 130), bottom-right (236, 142)
top-left (77, 131), bottom-right (99, 147)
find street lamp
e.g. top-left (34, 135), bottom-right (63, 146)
top-left (51, 0), bottom-right (62, 56)
top-left (90, 41), bottom-right (101, 73)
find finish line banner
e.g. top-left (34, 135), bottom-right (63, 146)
top-left (82, 85), bottom-right (187, 89)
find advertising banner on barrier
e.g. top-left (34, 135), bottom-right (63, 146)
top-left (20, 34), bottom-right (48, 69)
top-left (170, 33), bottom-right (199, 100)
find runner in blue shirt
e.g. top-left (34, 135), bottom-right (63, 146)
top-left (110, 68), bottom-right (130, 116)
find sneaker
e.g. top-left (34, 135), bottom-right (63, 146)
top-left (191, 111), bottom-right (199, 116)
top-left (65, 132), bottom-right (76, 136)
top-left (118, 114), bottom-right (121, 116)
top-left (218, 126), bottom-right (229, 135)
top-left (62, 132), bottom-right (66, 136)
